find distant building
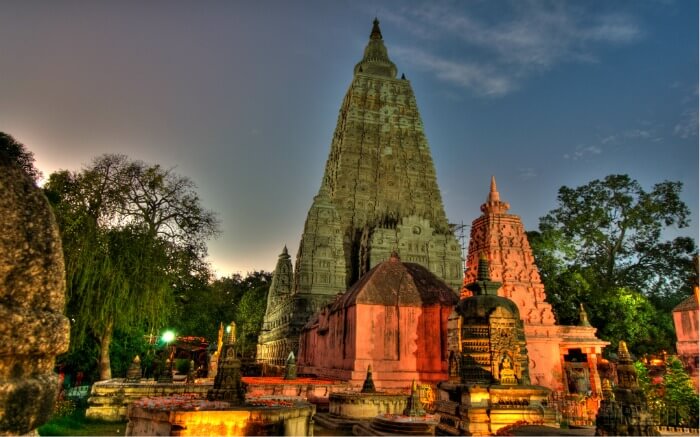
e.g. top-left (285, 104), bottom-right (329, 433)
top-left (672, 286), bottom-right (699, 389)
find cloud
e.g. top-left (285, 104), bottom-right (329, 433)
top-left (379, 1), bottom-right (642, 96)
top-left (564, 145), bottom-right (602, 160)
top-left (519, 167), bottom-right (537, 179)
top-left (674, 109), bottom-right (699, 139)
top-left (392, 46), bottom-right (513, 96)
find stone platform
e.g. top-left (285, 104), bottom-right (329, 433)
top-left (126, 396), bottom-right (315, 436)
top-left (86, 379), bottom-right (211, 421)
top-left (353, 414), bottom-right (439, 436)
top-left (242, 376), bottom-right (347, 412)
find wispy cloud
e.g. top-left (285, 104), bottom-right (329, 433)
top-left (393, 46), bottom-right (512, 96)
top-left (379, 1), bottom-right (642, 97)
top-left (674, 109), bottom-right (699, 139)
top-left (519, 167), bottom-right (537, 179)
top-left (564, 145), bottom-right (602, 160)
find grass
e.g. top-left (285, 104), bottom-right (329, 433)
top-left (38, 408), bottom-right (126, 436)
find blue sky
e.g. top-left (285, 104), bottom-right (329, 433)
top-left (1, 0), bottom-right (697, 276)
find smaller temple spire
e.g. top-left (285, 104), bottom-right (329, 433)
top-left (579, 303), bottom-right (592, 327)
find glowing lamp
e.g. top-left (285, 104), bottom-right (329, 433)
top-left (162, 330), bottom-right (176, 343)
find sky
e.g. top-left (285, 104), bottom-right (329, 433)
top-left (1, 0), bottom-right (697, 277)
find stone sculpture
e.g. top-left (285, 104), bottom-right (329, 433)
top-left (0, 158), bottom-right (70, 434)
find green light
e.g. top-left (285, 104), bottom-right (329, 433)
top-left (162, 330), bottom-right (175, 343)
top-left (226, 325), bottom-right (231, 333)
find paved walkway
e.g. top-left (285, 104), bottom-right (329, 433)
top-left (512, 425), bottom-right (698, 436)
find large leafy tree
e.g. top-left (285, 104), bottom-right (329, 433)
top-left (45, 154), bottom-right (218, 380)
top-left (529, 174), bottom-right (696, 354)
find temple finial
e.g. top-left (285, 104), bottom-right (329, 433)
top-left (480, 175), bottom-right (510, 215)
top-left (488, 176), bottom-right (500, 202)
top-left (282, 245), bottom-right (288, 255)
top-left (371, 17), bottom-right (382, 40)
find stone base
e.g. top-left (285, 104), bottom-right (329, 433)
top-left (313, 412), bottom-right (368, 434)
top-left (353, 414), bottom-right (439, 436)
top-left (329, 392), bottom-right (408, 419)
top-left (86, 379), bottom-right (211, 422)
top-left (125, 401), bottom-right (315, 436)
top-left (242, 376), bottom-right (347, 412)
top-left (436, 382), bottom-right (558, 435)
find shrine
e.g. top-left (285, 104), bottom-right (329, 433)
top-left (436, 256), bottom-right (558, 435)
top-left (297, 252), bottom-right (458, 388)
top-left (462, 177), bottom-right (608, 403)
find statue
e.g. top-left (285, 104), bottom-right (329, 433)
top-left (499, 354), bottom-right (517, 385)
top-left (284, 351), bottom-right (297, 380)
top-left (185, 359), bottom-right (196, 384)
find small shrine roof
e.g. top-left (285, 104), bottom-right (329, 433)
top-left (673, 293), bottom-right (699, 312)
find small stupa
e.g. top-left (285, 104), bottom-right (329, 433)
top-left (207, 321), bottom-right (246, 404)
top-left (125, 355), bottom-right (142, 383)
top-left (436, 256), bottom-right (558, 435)
top-left (594, 341), bottom-right (659, 436)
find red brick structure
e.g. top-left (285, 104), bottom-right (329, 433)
top-left (672, 287), bottom-right (699, 389)
top-left (298, 253), bottom-right (458, 389)
top-left (463, 177), bottom-right (608, 397)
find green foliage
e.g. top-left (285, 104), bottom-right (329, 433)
top-left (662, 356), bottom-right (699, 426)
top-left (0, 131), bottom-right (42, 181)
top-left (530, 174), bottom-right (697, 355)
top-left (45, 154), bottom-right (218, 379)
top-left (38, 408), bottom-right (125, 436)
top-left (170, 271), bottom-right (271, 357)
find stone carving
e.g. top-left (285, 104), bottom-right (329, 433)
top-left (258, 19), bottom-right (462, 366)
top-left (0, 161), bottom-right (70, 434)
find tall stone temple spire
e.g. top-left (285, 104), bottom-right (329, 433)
top-left (258, 19), bottom-right (463, 366)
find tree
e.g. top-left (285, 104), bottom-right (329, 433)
top-left (0, 132), bottom-right (42, 182)
top-left (529, 175), bottom-right (696, 354)
top-left (45, 154), bottom-right (219, 380)
top-left (661, 356), bottom-right (699, 426)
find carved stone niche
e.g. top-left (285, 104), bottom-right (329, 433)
top-left (0, 163), bottom-right (70, 434)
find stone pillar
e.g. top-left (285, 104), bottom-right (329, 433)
top-left (0, 163), bottom-right (70, 434)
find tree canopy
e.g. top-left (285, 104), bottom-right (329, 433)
top-left (529, 174), bottom-right (696, 355)
top-left (45, 154), bottom-right (219, 380)
top-left (0, 132), bottom-right (42, 182)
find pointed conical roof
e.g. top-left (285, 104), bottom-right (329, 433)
top-left (354, 18), bottom-right (397, 78)
top-left (480, 176), bottom-right (510, 215)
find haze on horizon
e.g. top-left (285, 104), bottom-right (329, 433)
top-left (1, 0), bottom-right (697, 277)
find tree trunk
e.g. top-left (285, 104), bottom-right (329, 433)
top-left (99, 320), bottom-right (114, 380)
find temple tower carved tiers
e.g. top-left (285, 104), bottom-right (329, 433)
top-left (463, 177), bottom-right (608, 405)
top-left (258, 19), bottom-right (462, 367)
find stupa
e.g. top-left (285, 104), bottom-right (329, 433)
top-left (462, 177), bottom-right (608, 398)
top-left (594, 341), bottom-right (659, 436)
top-left (436, 257), bottom-right (558, 435)
top-left (258, 19), bottom-right (462, 366)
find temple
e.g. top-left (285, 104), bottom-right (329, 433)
top-left (297, 252), bottom-right (458, 388)
top-left (258, 19), bottom-right (462, 366)
top-left (462, 177), bottom-right (608, 396)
